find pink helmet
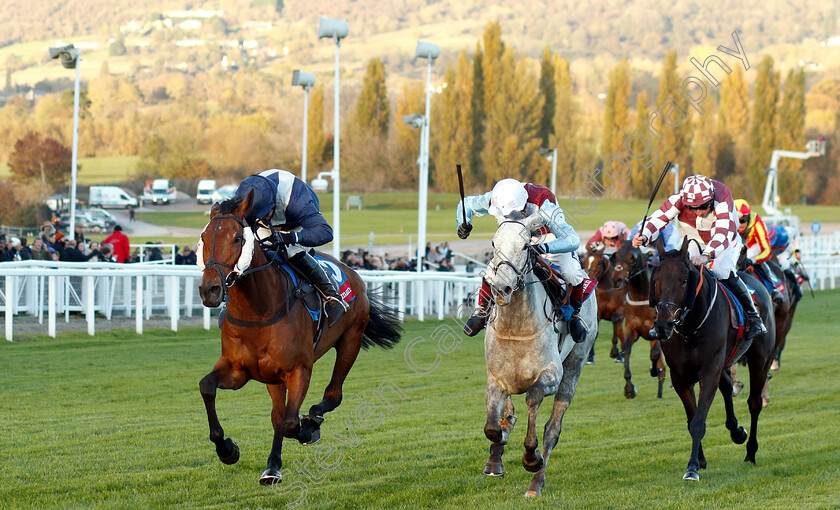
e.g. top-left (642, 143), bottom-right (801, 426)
top-left (681, 175), bottom-right (715, 207)
top-left (601, 221), bottom-right (625, 238)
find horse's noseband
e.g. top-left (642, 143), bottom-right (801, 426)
top-left (201, 214), bottom-right (252, 301)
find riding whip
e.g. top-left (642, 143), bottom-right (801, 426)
top-left (456, 163), bottom-right (468, 226)
top-left (640, 160), bottom-right (673, 236)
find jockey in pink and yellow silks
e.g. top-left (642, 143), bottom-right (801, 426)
top-left (457, 178), bottom-right (596, 342)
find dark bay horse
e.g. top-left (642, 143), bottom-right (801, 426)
top-left (582, 247), bottom-right (624, 361)
top-left (611, 243), bottom-right (666, 399)
top-left (733, 250), bottom-right (799, 405)
top-left (651, 238), bottom-right (775, 481)
top-left (197, 192), bottom-right (401, 485)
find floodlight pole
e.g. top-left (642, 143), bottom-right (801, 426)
top-left (550, 148), bottom-right (557, 196)
top-left (69, 55), bottom-right (80, 241)
top-left (332, 37), bottom-right (341, 258)
top-left (670, 163), bottom-right (680, 195)
top-left (301, 84), bottom-right (310, 183)
top-left (417, 57), bottom-right (433, 274)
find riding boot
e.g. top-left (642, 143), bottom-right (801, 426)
top-left (723, 274), bottom-right (767, 342)
top-left (784, 269), bottom-right (803, 302)
top-left (289, 251), bottom-right (348, 327)
top-left (568, 284), bottom-right (590, 344)
top-left (756, 262), bottom-right (783, 304)
top-left (465, 279), bottom-right (492, 337)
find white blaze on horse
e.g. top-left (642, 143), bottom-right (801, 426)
top-left (480, 216), bottom-right (598, 498)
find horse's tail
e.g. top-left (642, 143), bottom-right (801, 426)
top-left (362, 290), bottom-right (402, 350)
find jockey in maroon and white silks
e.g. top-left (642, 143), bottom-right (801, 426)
top-left (457, 178), bottom-right (594, 342)
top-left (633, 174), bottom-right (767, 342)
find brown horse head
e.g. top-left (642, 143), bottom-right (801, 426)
top-left (612, 242), bottom-right (644, 290)
top-left (583, 246), bottom-right (611, 282)
top-left (651, 237), bottom-right (700, 341)
top-left (198, 190), bottom-right (257, 308)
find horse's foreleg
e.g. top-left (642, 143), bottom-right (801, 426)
top-left (282, 365), bottom-right (313, 444)
top-left (609, 316), bottom-right (622, 359)
top-left (526, 395), bottom-right (571, 498)
top-left (199, 358), bottom-right (250, 465)
top-left (622, 332), bottom-right (638, 399)
top-left (745, 357), bottom-right (770, 464)
top-left (672, 382), bottom-right (700, 479)
top-left (718, 368), bottom-right (747, 445)
top-left (260, 383), bottom-right (287, 485)
top-left (651, 341), bottom-right (666, 398)
top-left (523, 368), bottom-right (559, 479)
top-left (683, 368), bottom-right (721, 480)
top-left (483, 378), bottom-right (509, 477)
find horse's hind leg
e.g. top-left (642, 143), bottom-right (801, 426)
top-left (622, 331), bottom-right (638, 399)
top-left (745, 357), bottom-right (770, 463)
top-left (302, 325), bottom-right (365, 444)
top-left (261, 383), bottom-right (287, 485)
top-left (719, 368), bottom-right (748, 445)
top-left (484, 396), bottom-right (515, 477)
top-left (199, 358), bottom-right (250, 465)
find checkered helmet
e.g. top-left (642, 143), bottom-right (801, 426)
top-left (680, 175), bottom-right (715, 207)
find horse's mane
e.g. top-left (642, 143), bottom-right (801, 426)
top-left (218, 196), bottom-right (244, 215)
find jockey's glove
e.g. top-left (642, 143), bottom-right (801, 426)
top-left (531, 243), bottom-right (548, 255)
top-left (276, 231), bottom-right (299, 245)
top-left (457, 222), bottom-right (472, 239)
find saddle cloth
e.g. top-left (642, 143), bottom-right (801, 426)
top-left (278, 253), bottom-right (356, 322)
top-left (533, 260), bottom-right (597, 321)
top-left (717, 280), bottom-right (757, 340)
top-left (753, 267), bottom-right (787, 297)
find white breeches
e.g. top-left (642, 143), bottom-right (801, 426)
top-left (685, 236), bottom-right (742, 279)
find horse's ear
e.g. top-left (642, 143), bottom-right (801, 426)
top-left (656, 237), bottom-right (666, 258)
top-left (210, 202), bottom-right (221, 218)
top-left (678, 236), bottom-right (689, 257)
top-left (235, 189), bottom-right (255, 218)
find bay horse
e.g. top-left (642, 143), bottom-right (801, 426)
top-left (582, 247), bottom-right (624, 361)
top-left (196, 192), bottom-right (402, 484)
top-left (732, 249), bottom-right (799, 406)
top-left (651, 238), bottom-right (775, 481)
top-left (481, 217), bottom-right (598, 497)
top-left (611, 243), bottom-right (666, 399)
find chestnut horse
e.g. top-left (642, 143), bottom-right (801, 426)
top-left (611, 243), bottom-right (666, 399)
top-left (651, 238), bottom-right (775, 481)
top-left (582, 247), bottom-right (625, 361)
top-left (197, 193), bottom-right (401, 484)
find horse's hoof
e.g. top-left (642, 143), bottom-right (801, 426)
top-left (744, 455), bottom-right (756, 464)
top-left (217, 439), bottom-right (240, 465)
top-left (609, 349), bottom-right (619, 359)
top-left (301, 428), bottom-right (321, 446)
top-left (624, 387), bottom-right (637, 399)
top-left (770, 359), bottom-right (780, 371)
top-left (762, 397), bottom-right (769, 408)
top-left (731, 426), bottom-right (748, 445)
top-left (259, 468), bottom-right (282, 485)
top-left (683, 470), bottom-right (700, 481)
top-left (522, 451), bottom-right (544, 473)
top-left (614, 354), bottom-right (625, 363)
top-left (649, 366), bottom-right (661, 377)
top-left (732, 381), bottom-right (744, 397)
top-left (524, 490), bottom-right (541, 498)
top-left (483, 463), bottom-right (504, 477)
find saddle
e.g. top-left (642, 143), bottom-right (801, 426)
top-left (533, 257), bottom-right (573, 321)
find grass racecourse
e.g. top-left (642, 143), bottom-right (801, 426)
top-left (1, 290), bottom-right (839, 509)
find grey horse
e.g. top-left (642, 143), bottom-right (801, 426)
top-left (481, 217), bottom-right (598, 497)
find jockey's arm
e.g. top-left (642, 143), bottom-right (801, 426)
top-left (747, 215), bottom-right (773, 263)
top-left (640, 194), bottom-right (681, 245)
top-left (286, 196), bottom-right (334, 247)
top-left (534, 201), bottom-right (580, 254)
top-left (586, 229), bottom-right (603, 250)
top-left (703, 200), bottom-right (738, 259)
top-left (456, 191), bottom-right (493, 226)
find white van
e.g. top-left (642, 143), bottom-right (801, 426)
top-left (89, 186), bottom-right (138, 209)
top-left (196, 179), bottom-right (217, 204)
top-left (151, 179), bottom-right (177, 205)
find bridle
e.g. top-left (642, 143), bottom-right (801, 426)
top-left (584, 251), bottom-right (611, 281)
top-left (487, 220), bottom-right (536, 296)
top-left (613, 248), bottom-right (646, 290)
top-left (653, 258), bottom-right (707, 335)
top-left (197, 213), bottom-right (276, 303)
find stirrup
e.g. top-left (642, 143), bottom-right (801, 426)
top-left (326, 295), bottom-right (349, 312)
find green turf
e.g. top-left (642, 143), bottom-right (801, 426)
top-left (1, 289), bottom-right (838, 509)
top-left (0, 155), bottom-right (139, 184)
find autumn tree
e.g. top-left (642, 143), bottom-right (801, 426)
top-left (657, 50), bottom-right (691, 174)
top-left (719, 65), bottom-right (750, 172)
top-left (470, 42), bottom-right (485, 185)
top-left (431, 51), bottom-right (474, 192)
top-left (354, 58), bottom-right (390, 137)
top-left (538, 46), bottom-right (556, 147)
top-left (306, 83), bottom-right (327, 175)
top-left (390, 81), bottom-right (426, 190)
top-left (480, 49), bottom-right (543, 186)
top-left (747, 55), bottom-right (780, 200)
top-left (601, 58), bottom-right (632, 196)
top-left (547, 55), bottom-right (576, 194)
top-left (8, 131), bottom-right (72, 196)
top-left (777, 68), bottom-right (806, 204)
top-left (630, 91), bottom-right (652, 197)
top-left (691, 98), bottom-right (717, 180)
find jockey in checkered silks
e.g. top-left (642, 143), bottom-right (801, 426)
top-left (456, 178), bottom-right (595, 343)
top-left (632, 174), bottom-right (768, 345)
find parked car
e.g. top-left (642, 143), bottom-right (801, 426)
top-left (210, 184), bottom-right (237, 203)
top-left (84, 208), bottom-right (118, 230)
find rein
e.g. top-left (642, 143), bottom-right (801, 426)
top-left (655, 262), bottom-right (714, 338)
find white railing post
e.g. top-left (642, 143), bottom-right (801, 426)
top-left (203, 305), bottom-right (211, 330)
top-left (136, 275), bottom-right (144, 335)
top-left (436, 280), bottom-right (445, 320)
top-left (5, 275), bottom-right (14, 341)
top-left (48, 275), bottom-right (56, 338)
top-left (170, 275), bottom-right (179, 332)
top-left (85, 275), bottom-right (95, 336)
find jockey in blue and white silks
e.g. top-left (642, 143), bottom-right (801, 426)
top-left (456, 178), bottom-right (595, 342)
top-left (234, 169), bottom-right (348, 326)
top-left (631, 218), bottom-right (680, 264)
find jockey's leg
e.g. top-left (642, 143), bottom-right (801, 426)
top-left (784, 268), bottom-right (803, 302)
top-left (548, 251), bottom-right (590, 343)
top-left (714, 242), bottom-right (767, 341)
top-left (464, 279), bottom-right (492, 337)
top-left (288, 249), bottom-right (348, 327)
top-left (755, 262), bottom-right (783, 304)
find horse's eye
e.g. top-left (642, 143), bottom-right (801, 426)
top-left (234, 236), bottom-right (243, 244)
